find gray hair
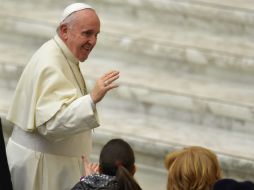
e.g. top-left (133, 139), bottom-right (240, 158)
top-left (56, 13), bottom-right (76, 34)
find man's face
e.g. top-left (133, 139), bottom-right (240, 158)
top-left (62, 9), bottom-right (100, 62)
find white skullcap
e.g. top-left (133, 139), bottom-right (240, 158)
top-left (60, 3), bottom-right (93, 23)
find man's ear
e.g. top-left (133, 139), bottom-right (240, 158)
top-left (131, 164), bottom-right (136, 176)
top-left (59, 24), bottom-right (68, 41)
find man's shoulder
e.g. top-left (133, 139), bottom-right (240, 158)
top-left (31, 38), bottom-right (66, 68)
top-left (36, 38), bottom-right (59, 57)
top-left (18, 39), bottom-right (67, 81)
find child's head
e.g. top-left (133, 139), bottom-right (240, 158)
top-left (165, 146), bottom-right (222, 190)
top-left (99, 138), bottom-right (141, 190)
top-left (99, 138), bottom-right (135, 175)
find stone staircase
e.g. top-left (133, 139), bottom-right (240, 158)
top-left (0, 0), bottom-right (254, 187)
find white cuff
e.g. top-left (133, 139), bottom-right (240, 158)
top-left (88, 94), bottom-right (96, 111)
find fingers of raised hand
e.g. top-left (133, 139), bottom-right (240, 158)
top-left (103, 70), bottom-right (119, 79)
top-left (91, 71), bottom-right (120, 103)
top-left (104, 76), bottom-right (119, 87)
top-left (82, 155), bottom-right (99, 176)
top-left (103, 71), bottom-right (120, 87)
top-left (89, 163), bottom-right (99, 172)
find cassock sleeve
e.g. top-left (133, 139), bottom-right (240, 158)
top-left (37, 94), bottom-right (99, 142)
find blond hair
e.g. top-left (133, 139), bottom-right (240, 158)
top-left (164, 146), bottom-right (222, 190)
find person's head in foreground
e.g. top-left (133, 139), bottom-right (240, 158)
top-left (99, 138), bottom-right (141, 190)
top-left (164, 146), bottom-right (222, 190)
top-left (213, 178), bottom-right (254, 190)
top-left (57, 2), bottom-right (100, 62)
top-left (72, 138), bottom-right (142, 190)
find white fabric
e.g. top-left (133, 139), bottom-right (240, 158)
top-left (11, 127), bottom-right (88, 156)
top-left (7, 138), bottom-right (82, 190)
top-left (60, 3), bottom-right (93, 23)
top-left (7, 35), bottom-right (97, 131)
top-left (6, 34), bottom-right (100, 190)
top-left (37, 95), bottom-right (97, 143)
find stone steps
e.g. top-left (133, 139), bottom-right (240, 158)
top-left (1, 93), bottom-right (254, 180)
top-left (1, 1), bottom-right (254, 80)
top-left (91, 0), bottom-right (254, 37)
top-left (1, 35), bottom-right (254, 134)
top-left (97, 20), bottom-right (254, 79)
top-left (84, 56), bottom-right (254, 134)
top-left (92, 96), bottom-right (254, 180)
top-left (0, 0), bottom-right (253, 134)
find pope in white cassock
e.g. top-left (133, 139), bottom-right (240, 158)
top-left (6, 3), bottom-right (120, 190)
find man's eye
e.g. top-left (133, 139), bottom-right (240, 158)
top-left (82, 31), bottom-right (92, 36)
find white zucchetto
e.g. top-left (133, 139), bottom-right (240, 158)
top-left (60, 3), bottom-right (93, 23)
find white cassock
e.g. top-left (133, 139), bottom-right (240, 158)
top-left (6, 34), bottom-right (100, 190)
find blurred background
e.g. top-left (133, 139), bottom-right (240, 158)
top-left (0, 0), bottom-right (254, 189)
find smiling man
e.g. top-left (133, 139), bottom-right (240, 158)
top-left (6, 3), bottom-right (120, 190)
